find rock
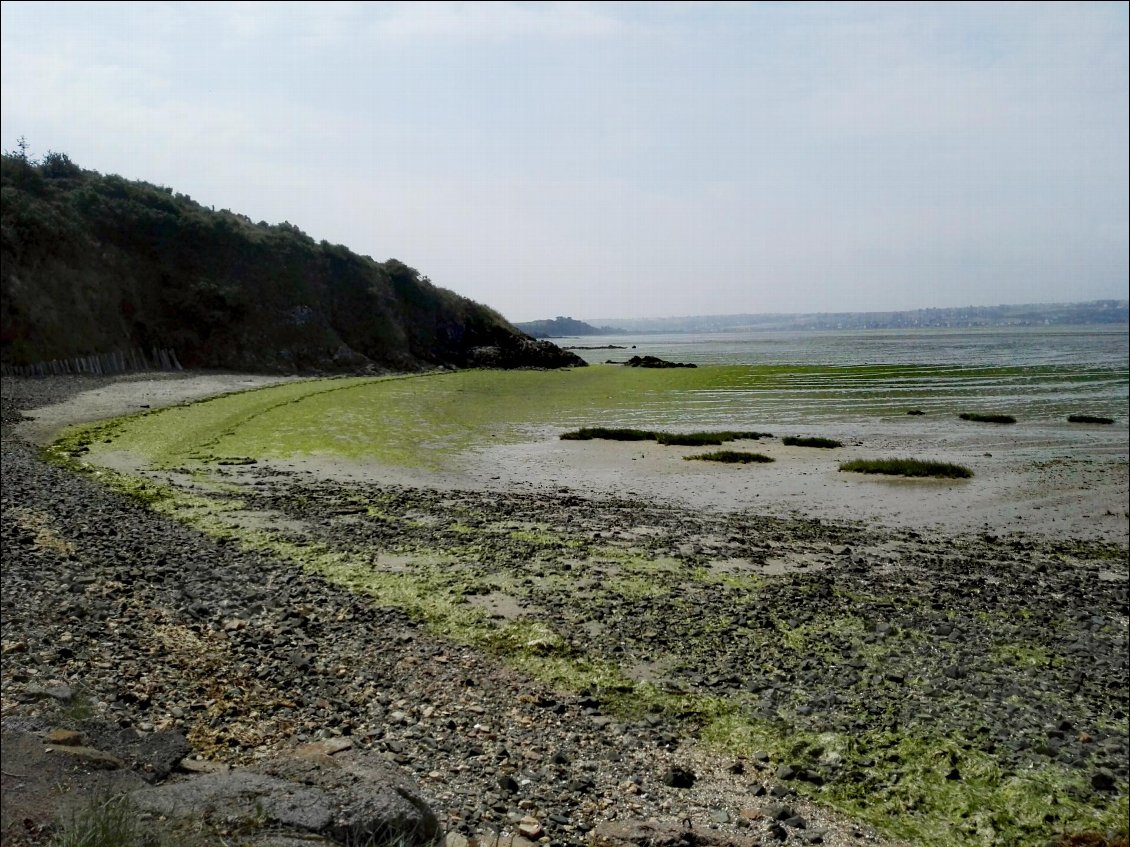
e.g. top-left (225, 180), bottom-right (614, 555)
top-left (44, 744), bottom-right (123, 769)
top-left (133, 771), bottom-right (334, 831)
top-left (44, 728), bottom-right (83, 747)
top-left (765, 804), bottom-right (794, 822)
top-left (134, 761), bottom-right (439, 846)
top-left (662, 765), bottom-right (696, 788)
top-left (517, 816), bottom-right (543, 839)
top-left (24, 683), bottom-right (73, 702)
top-left (775, 764), bottom-right (797, 781)
top-left (623, 355), bottom-right (697, 369)
top-left (78, 724), bottom-right (191, 782)
top-left (1091, 768), bottom-right (1116, 791)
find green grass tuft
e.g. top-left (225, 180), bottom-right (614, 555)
top-left (52, 793), bottom-right (142, 847)
top-left (959, 412), bottom-right (1017, 424)
top-left (839, 458), bottom-right (973, 478)
top-left (685, 450), bottom-right (774, 464)
top-left (783, 436), bottom-right (843, 448)
top-left (1067, 415), bottom-right (1115, 425)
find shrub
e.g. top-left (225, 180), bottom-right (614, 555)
top-left (959, 413), bottom-right (1016, 424)
top-left (839, 458), bottom-right (973, 479)
top-left (1067, 414), bottom-right (1114, 425)
top-left (782, 436), bottom-right (842, 448)
top-left (685, 451), bottom-right (774, 464)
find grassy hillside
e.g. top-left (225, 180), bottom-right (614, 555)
top-left (0, 150), bottom-right (583, 373)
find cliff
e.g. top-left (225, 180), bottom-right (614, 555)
top-left (0, 152), bottom-right (584, 373)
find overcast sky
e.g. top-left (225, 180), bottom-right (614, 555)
top-left (2, 1), bottom-right (1127, 322)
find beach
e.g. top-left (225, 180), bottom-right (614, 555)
top-left (2, 372), bottom-right (1127, 847)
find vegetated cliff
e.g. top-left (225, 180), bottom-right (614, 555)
top-left (0, 152), bottom-right (584, 373)
top-left (514, 316), bottom-right (623, 338)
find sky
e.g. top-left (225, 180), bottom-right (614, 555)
top-left (1, 2), bottom-right (1127, 323)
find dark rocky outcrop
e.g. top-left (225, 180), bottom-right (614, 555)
top-left (624, 355), bottom-right (697, 369)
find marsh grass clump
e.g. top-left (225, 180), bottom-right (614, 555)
top-left (1067, 415), bottom-right (1115, 425)
top-left (656, 430), bottom-right (775, 445)
top-left (782, 436), bottom-right (843, 448)
top-left (562, 428), bottom-right (775, 446)
top-left (560, 427), bottom-right (655, 441)
top-left (655, 432), bottom-right (726, 446)
top-left (839, 458), bottom-right (973, 479)
top-left (716, 430), bottom-right (774, 441)
top-left (959, 412), bottom-right (1017, 424)
top-left (685, 450), bottom-right (774, 464)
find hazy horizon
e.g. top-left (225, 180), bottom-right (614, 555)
top-left (2, 2), bottom-right (1127, 323)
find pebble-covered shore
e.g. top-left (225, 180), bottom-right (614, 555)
top-left (2, 375), bottom-right (1127, 847)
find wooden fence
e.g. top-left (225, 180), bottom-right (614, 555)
top-left (0, 347), bottom-right (183, 377)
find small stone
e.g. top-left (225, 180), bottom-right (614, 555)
top-left (44, 745), bottom-right (123, 769)
top-left (1091, 768), bottom-right (1116, 791)
top-left (775, 764), bottom-right (797, 781)
top-left (517, 817), bottom-right (543, 839)
top-left (662, 765), bottom-right (696, 788)
top-left (766, 804), bottom-right (793, 821)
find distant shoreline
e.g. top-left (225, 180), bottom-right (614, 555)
top-left (517, 300), bottom-right (1128, 337)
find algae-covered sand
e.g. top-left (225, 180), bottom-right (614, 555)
top-left (39, 366), bottom-right (1128, 544)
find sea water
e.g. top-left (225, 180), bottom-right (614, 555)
top-left (560, 326), bottom-right (1129, 427)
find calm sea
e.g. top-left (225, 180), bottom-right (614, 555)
top-left (560, 326), bottom-right (1129, 425)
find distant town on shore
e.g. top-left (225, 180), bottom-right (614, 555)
top-left (516, 299), bottom-right (1128, 337)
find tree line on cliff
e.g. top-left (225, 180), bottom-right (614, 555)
top-left (0, 147), bottom-right (582, 373)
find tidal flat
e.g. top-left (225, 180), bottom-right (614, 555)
top-left (12, 369), bottom-right (1130, 846)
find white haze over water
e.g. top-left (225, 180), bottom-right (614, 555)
top-left (1, 2), bottom-right (1127, 321)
